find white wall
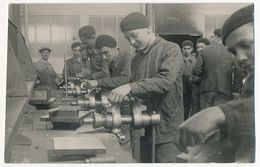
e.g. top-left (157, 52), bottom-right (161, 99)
top-left (27, 4), bottom-right (144, 16)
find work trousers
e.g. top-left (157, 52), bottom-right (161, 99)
top-left (140, 136), bottom-right (180, 163)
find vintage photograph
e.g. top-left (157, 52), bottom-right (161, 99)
top-left (4, 3), bottom-right (254, 163)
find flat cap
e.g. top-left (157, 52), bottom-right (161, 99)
top-left (95, 34), bottom-right (117, 49)
top-left (222, 4), bottom-right (254, 44)
top-left (78, 25), bottom-right (96, 37)
top-left (197, 38), bottom-right (211, 45)
top-left (182, 40), bottom-right (194, 48)
top-left (120, 12), bottom-right (149, 32)
top-left (71, 42), bottom-right (81, 49)
top-left (39, 47), bottom-right (51, 53)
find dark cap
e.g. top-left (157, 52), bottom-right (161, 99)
top-left (78, 25), bottom-right (96, 37)
top-left (39, 47), bottom-right (51, 53)
top-left (222, 5), bottom-right (254, 44)
top-left (95, 34), bottom-right (117, 49)
top-left (182, 40), bottom-right (194, 48)
top-left (197, 38), bottom-right (211, 45)
top-left (71, 42), bottom-right (81, 49)
top-left (120, 12), bottom-right (149, 32)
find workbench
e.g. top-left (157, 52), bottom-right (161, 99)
top-left (7, 90), bottom-right (136, 163)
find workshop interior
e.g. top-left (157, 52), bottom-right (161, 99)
top-left (5, 3), bottom-right (254, 163)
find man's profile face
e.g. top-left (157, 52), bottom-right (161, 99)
top-left (72, 46), bottom-right (81, 59)
top-left (40, 50), bottom-right (50, 61)
top-left (182, 46), bottom-right (193, 57)
top-left (196, 42), bottom-right (207, 54)
top-left (225, 22), bottom-right (254, 72)
top-left (99, 46), bottom-right (115, 64)
top-left (122, 28), bottom-right (151, 51)
top-left (79, 35), bottom-right (96, 48)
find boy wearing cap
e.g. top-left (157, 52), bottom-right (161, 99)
top-left (62, 42), bottom-right (83, 79)
top-left (175, 5), bottom-right (254, 162)
top-left (108, 12), bottom-right (183, 162)
top-left (78, 25), bottom-right (109, 80)
top-left (193, 28), bottom-right (236, 110)
top-left (34, 47), bottom-right (59, 89)
top-left (181, 40), bottom-right (196, 120)
top-left (82, 34), bottom-right (132, 153)
top-left (82, 34), bottom-right (132, 90)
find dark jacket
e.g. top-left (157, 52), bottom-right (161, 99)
top-left (193, 43), bottom-right (238, 97)
top-left (97, 49), bottom-right (132, 90)
top-left (62, 56), bottom-right (83, 79)
top-left (219, 71), bottom-right (254, 161)
top-left (34, 59), bottom-right (59, 89)
top-left (129, 36), bottom-right (184, 144)
top-left (182, 54), bottom-right (196, 95)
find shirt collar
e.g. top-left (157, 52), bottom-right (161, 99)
top-left (72, 56), bottom-right (81, 63)
top-left (137, 35), bottom-right (162, 55)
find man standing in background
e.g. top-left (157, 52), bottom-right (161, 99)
top-left (190, 37), bottom-right (211, 115)
top-left (62, 42), bottom-right (83, 79)
top-left (181, 40), bottom-right (196, 120)
top-left (193, 29), bottom-right (235, 109)
top-left (34, 47), bottom-right (59, 89)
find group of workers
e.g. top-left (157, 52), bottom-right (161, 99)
top-left (34, 4), bottom-right (254, 163)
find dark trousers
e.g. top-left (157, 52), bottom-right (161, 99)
top-left (140, 136), bottom-right (180, 163)
top-left (191, 84), bottom-right (200, 115)
top-left (183, 93), bottom-right (192, 120)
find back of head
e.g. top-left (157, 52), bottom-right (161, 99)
top-left (78, 25), bottom-right (96, 37)
top-left (214, 28), bottom-right (222, 38)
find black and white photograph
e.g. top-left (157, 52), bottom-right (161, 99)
top-left (1, 0), bottom-right (257, 165)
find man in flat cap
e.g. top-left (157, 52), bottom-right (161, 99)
top-left (188, 37), bottom-right (211, 115)
top-left (193, 28), bottom-right (240, 110)
top-left (108, 12), bottom-right (184, 162)
top-left (82, 34), bottom-right (132, 153)
top-left (196, 37), bottom-right (211, 55)
top-left (181, 40), bottom-right (196, 120)
top-left (175, 4), bottom-right (254, 162)
top-left (34, 47), bottom-right (59, 89)
top-left (62, 42), bottom-right (84, 79)
top-left (78, 25), bottom-right (109, 80)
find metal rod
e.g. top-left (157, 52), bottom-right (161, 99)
top-left (121, 116), bottom-right (133, 124)
top-left (152, 125), bottom-right (155, 163)
top-left (64, 54), bottom-right (68, 99)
